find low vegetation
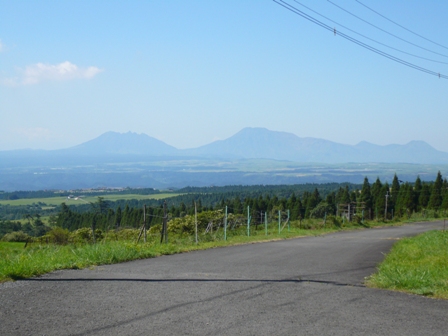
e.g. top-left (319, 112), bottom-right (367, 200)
top-left (1, 216), bottom-right (394, 283)
top-left (1, 173), bottom-right (448, 299)
top-left (0, 213), bottom-right (442, 283)
top-left (367, 229), bottom-right (448, 299)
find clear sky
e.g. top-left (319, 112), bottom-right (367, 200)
top-left (1, 0), bottom-right (447, 152)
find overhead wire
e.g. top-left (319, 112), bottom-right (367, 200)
top-left (327, 0), bottom-right (448, 59)
top-left (355, 0), bottom-right (448, 51)
top-left (273, 0), bottom-right (448, 79)
top-left (291, 0), bottom-right (448, 65)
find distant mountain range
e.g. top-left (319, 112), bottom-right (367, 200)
top-left (1, 128), bottom-right (448, 191)
top-left (2, 127), bottom-right (448, 164)
top-left (183, 128), bottom-right (448, 164)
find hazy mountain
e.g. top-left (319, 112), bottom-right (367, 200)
top-left (1, 128), bottom-right (448, 191)
top-left (66, 131), bottom-right (179, 156)
top-left (1, 127), bottom-right (448, 165)
top-left (186, 127), bottom-right (448, 164)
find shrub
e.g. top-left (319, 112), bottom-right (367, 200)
top-left (71, 227), bottom-right (103, 243)
top-left (2, 231), bottom-right (31, 242)
top-left (45, 227), bottom-right (71, 245)
top-left (329, 215), bottom-right (342, 228)
top-left (107, 229), bottom-right (140, 241)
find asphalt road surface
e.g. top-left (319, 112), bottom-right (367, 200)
top-left (1, 221), bottom-right (447, 335)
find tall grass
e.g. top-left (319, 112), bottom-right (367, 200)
top-left (367, 230), bottom-right (448, 299)
top-left (0, 221), bottom-right (338, 282)
top-left (1, 216), bottom-right (445, 288)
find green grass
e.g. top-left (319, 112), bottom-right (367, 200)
top-left (0, 193), bottom-right (181, 206)
top-left (0, 242), bottom-right (25, 253)
top-left (0, 224), bottom-right (337, 283)
top-left (367, 230), bottom-right (448, 299)
top-left (2, 217), bottom-right (447, 302)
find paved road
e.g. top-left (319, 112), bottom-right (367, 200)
top-left (1, 222), bottom-right (447, 335)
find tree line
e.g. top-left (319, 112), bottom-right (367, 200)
top-left (2, 173), bottom-right (447, 238)
top-left (53, 172), bottom-right (448, 232)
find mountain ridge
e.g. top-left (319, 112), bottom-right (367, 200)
top-left (1, 127), bottom-right (448, 164)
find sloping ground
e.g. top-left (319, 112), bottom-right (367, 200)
top-left (0, 221), bottom-right (447, 335)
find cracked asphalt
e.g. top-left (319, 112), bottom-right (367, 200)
top-left (1, 221), bottom-right (447, 335)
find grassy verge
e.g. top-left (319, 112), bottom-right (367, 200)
top-left (0, 225), bottom-right (339, 283)
top-left (366, 230), bottom-right (448, 299)
top-left (1, 218), bottom-right (445, 289)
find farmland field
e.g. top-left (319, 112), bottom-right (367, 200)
top-left (0, 193), bottom-right (181, 207)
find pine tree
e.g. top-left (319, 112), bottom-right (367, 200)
top-left (413, 176), bottom-right (422, 211)
top-left (340, 186), bottom-right (351, 204)
top-left (375, 182), bottom-right (389, 219)
top-left (121, 204), bottom-right (130, 227)
top-left (370, 178), bottom-right (382, 219)
top-left (114, 206), bottom-right (122, 228)
top-left (419, 183), bottom-right (431, 209)
top-left (390, 174), bottom-right (401, 212)
top-left (305, 188), bottom-right (321, 218)
top-left (441, 188), bottom-right (448, 211)
top-left (428, 171), bottom-right (443, 210)
top-left (360, 177), bottom-right (373, 219)
top-left (404, 183), bottom-right (415, 212)
top-left (394, 184), bottom-right (405, 217)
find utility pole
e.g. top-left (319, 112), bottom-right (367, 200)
top-left (265, 211), bottom-right (267, 236)
top-left (385, 191), bottom-right (389, 220)
top-left (278, 210), bottom-right (281, 234)
top-left (195, 201), bottom-right (198, 244)
top-left (348, 203), bottom-right (351, 222)
top-left (247, 206), bottom-right (251, 236)
top-left (164, 201), bottom-right (168, 243)
top-left (224, 206), bottom-right (227, 241)
top-left (161, 201), bottom-right (167, 243)
top-left (143, 205), bottom-right (147, 243)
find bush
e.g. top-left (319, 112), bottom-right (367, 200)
top-left (106, 229), bottom-right (140, 241)
top-left (72, 227), bottom-right (103, 243)
top-left (45, 227), bottom-right (71, 245)
top-left (2, 231), bottom-right (31, 242)
top-left (329, 215), bottom-right (342, 228)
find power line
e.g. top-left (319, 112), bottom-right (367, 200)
top-left (291, 0), bottom-right (448, 65)
top-left (327, 0), bottom-right (448, 59)
top-left (273, 0), bottom-right (448, 79)
top-left (355, 0), bottom-right (448, 51)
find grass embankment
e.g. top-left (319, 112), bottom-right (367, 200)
top-left (0, 225), bottom-right (338, 283)
top-left (1, 217), bottom-right (446, 297)
top-left (367, 229), bottom-right (448, 299)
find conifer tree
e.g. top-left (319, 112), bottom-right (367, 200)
top-left (341, 185), bottom-right (350, 204)
top-left (375, 182), bottom-right (389, 218)
top-left (360, 177), bottom-right (372, 219)
top-left (390, 174), bottom-right (400, 212)
top-left (441, 188), bottom-right (448, 211)
top-left (305, 188), bottom-right (321, 218)
top-left (413, 176), bottom-right (422, 211)
top-left (121, 204), bottom-right (130, 227)
top-left (419, 183), bottom-right (431, 209)
top-left (114, 206), bottom-right (122, 228)
top-left (428, 171), bottom-right (443, 210)
top-left (370, 178), bottom-right (382, 216)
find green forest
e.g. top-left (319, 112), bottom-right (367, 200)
top-left (1, 172), bottom-right (447, 240)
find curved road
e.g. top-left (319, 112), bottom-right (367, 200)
top-left (1, 221), bottom-right (447, 335)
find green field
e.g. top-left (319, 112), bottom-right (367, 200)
top-left (0, 242), bottom-right (25, 253)
top-left (0, 225), bottom-right (336, 282)
top-left (0, 193), bottom-right (181, 207)
top-left (367, 230), bottom-right (448, 299)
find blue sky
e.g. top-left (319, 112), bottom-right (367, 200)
top-left (1, 0), bottom-right (447, 152)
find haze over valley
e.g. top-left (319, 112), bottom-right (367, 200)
top-left (1, 128), bottom-right (447, 191)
